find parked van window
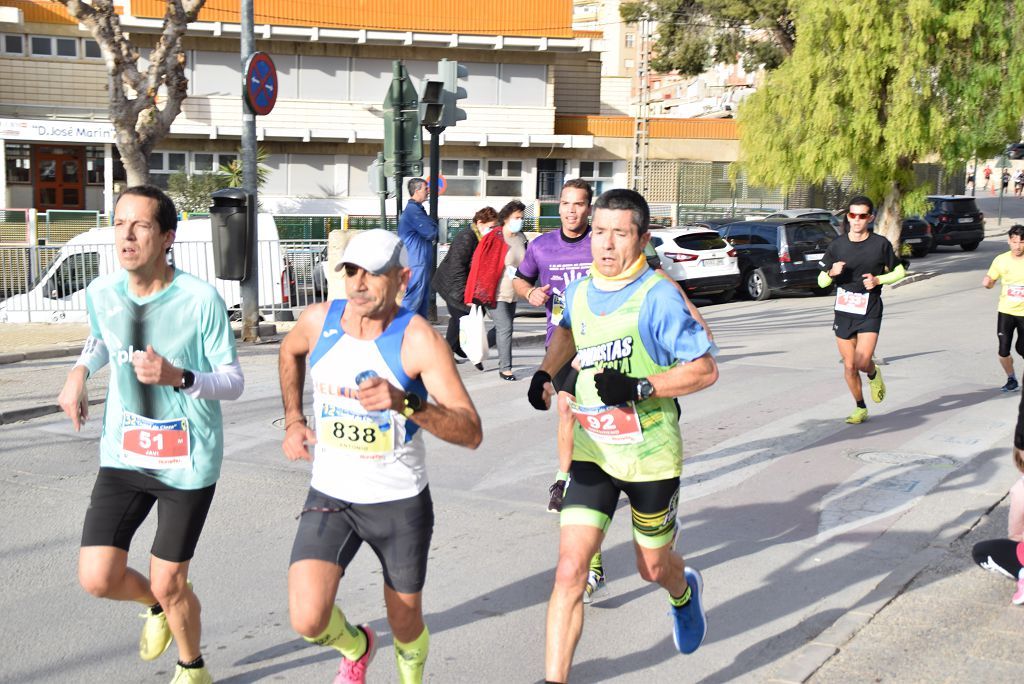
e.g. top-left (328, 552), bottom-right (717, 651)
top-left (47, 251), bottom-right (99, 299)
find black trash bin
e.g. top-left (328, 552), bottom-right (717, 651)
top-left (209, 188), bottom-right (252, 281)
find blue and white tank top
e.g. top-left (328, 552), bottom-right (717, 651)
top-left (308, 300), bottom-right (428, 503)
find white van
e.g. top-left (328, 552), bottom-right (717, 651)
top-left (0, 214), bottom-right (287, 323)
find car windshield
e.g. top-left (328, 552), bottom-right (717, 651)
top-left (785, 222), bottom-right (835, 247)
top-left (936, 198), bottom-right (979, 213)
top-left (673, 232), bottom-right (727, 250)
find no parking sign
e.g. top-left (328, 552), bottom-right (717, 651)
top-left (425, 174), bottom-right (448, 195)
top-left (244, 52), bottom-right (277, 116)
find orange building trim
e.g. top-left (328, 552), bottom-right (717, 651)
top-left (0, 0), bottom-right (76, 25)
top-left (129, 0), bottom-right (574, 37)
top-left (555, 115), bottom-right (739, 140)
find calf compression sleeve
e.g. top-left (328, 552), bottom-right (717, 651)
top-left (394, 626), bottom-right (430, 684)
top-left (304, 605), bottom-right (367, 661)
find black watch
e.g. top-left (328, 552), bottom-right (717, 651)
top-left (402, 392), bottom-right (423, 418)
top-left (174, 370), bottom-right (196, 393)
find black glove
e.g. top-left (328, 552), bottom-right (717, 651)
top-left (594, 368), bottom-right (639, 406)
top-left (528, 370), bottom-right (552, 410)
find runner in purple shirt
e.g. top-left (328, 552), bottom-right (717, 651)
top-left (513, 179), bottom-right (609, 602)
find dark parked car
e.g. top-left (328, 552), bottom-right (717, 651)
top-left (718, 218), bottom-right (837, 301)
top-left (924, 195), bottom-right (984, 251)
top-left (829, 212), bottom-right (934, 257)
top-left (1006, 142), bottom-right (1024, 160)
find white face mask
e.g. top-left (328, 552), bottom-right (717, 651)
top-left (507, 218), bottom-right (524, 233)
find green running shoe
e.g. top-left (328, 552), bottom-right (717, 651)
top-left (869, 367), bottom-right (885, 403)
top-left (845, 407), bottom-right (869, 424)
top-left (139, 606), bottom-right (172, 661)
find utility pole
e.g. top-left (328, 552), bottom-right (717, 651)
top-left (631, 16), bottom-right (652, 198)
top-left (240, 0), bottom-right (258, 341)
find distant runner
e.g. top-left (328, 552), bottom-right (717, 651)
top-left (817, 195), bottom-right (906, 424)
top-left (983, 225), bottom-right (1024, 392)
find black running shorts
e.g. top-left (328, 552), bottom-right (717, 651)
top-left (81, 467), bottom-right (216, 563)
top-left (290, 486), bottom-right (434, 594)
top-left (997, 312), bottom-right (1024, 358)
top-left (833, 312), bottom-right (882, 340)
top-left (561, 460), bottom-right (680, 549)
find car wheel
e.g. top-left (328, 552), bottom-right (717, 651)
top-left (960, 240), bottom-right (981, 251)
top-left (709, 288), bottom-right (736, 304)
top-left (744, 269), bottom-right (770, 301)
top-left (911, 244), bottom-right (929, 258)
top-left (811, 284), bottom-right (834, 297)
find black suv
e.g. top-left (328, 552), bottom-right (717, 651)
top-left (924, 195), bottom-right (984, 251)
top-left (718, 219), bottom-right (837, 300)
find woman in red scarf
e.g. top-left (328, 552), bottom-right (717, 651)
top-left (465, 200), bottom-right (527, 380)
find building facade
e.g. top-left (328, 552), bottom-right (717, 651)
top-left (0, 0), bottom-right (744, 221)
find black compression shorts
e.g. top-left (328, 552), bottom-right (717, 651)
top-left (997, 312), bottom-right (1024, 357)
top-left (290, 486), bottom-right (435, 594)
top-left (81, 467), bottom-right (216, 563)
top-left (561, 460), bottom-right (680, 549)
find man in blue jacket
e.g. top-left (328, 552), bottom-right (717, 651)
top-left (398, 178), bottom-right (438, 317)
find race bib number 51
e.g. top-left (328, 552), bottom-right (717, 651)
top-left (835, 287), bottom-right (869, 315)
top-left (121, 412), bottom-right (190, 469)
top-left (568, 400), bottom-right (643, 445)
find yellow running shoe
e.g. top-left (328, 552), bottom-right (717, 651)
top-left (170, 665), bottom-right (213, 683)
top-left (869, 367), bottom-right (885, 403)
top-left (845, 407), bottom-right (869, 424)
top-left (139, 606), bottom-right (172, 661)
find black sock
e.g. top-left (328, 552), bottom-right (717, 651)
top-left (149, 602), bottom-right (163, 616)
top-left (856, 400), bottom-right (866, 409)
top-left (867, 370), bottom-right (877, 380)
top-left (178, 656), bottom-right (205, 669)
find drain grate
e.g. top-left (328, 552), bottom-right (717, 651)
top-left (849, 450), bottom-right (957, 468)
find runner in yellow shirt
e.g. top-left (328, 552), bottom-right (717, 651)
top-left (983, 225), bottom-right (1024, 391)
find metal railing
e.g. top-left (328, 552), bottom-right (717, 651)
top-left (0, 239), bottom-right (329, 323)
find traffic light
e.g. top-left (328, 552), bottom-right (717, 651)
top-left (419, 79), bottom-right (444, 128)
top-left (382, 60), bottom-right (422, 176)
top-left (438, 59), bottom-right (468, 129)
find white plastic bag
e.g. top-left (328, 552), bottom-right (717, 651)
top-left (459, 304), bottom-right (490, 366)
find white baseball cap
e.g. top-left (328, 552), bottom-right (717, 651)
top-left (336, 229), bottom-right (409, 275)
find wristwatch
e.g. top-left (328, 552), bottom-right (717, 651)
top-left (174, 369), bottom-right (195, 393)
top-left (635, 378), bottom-right (655, 402)
top-left (402, 392), bottom-right (423, 418)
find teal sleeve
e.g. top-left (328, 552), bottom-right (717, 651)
top-left (817, 271), bottom-right (834, 288)
top-left (876, 263), bottom-right (906, 285)
top-left (202, 293), bottom-right (237, 368)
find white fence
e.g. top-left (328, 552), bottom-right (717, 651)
top-left (0, 239), bottom-right (327, 323)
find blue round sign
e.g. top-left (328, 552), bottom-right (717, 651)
top-left (244, 52), bottom-right (277, 116)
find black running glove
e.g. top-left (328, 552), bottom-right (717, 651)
top-left (594, 368), bottom-right (639, 406)
top-left (528, 370), bottom-right (552, 410)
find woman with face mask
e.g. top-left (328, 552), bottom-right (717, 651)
top-left (492, 200), bottom-right (529, 380)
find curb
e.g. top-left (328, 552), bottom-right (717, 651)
top-left (890, 270), bottom-right (938, 289)
top-left (0, 397), bottom-right (105, 426)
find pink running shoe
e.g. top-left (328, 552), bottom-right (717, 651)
top-left (333, 625), bottom-right (376, 684)
top-left (1013, 578), bottom-right (1024, 606)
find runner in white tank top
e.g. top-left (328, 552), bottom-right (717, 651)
top-left (279, 229), bottom-right (481, 684)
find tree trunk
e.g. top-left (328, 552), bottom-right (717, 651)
top-left (117, 133), bottom-right (150, 187)
top-left (876, 181), bottom-right (902, 253)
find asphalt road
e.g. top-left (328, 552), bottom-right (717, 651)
top-left (1, 232), bottom-right (1021, 683)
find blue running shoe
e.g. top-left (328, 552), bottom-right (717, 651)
top-left (671, 567), bottom-right (707, 655)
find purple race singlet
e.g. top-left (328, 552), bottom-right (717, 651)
top-left (517, 229), bottom-right (592, 345)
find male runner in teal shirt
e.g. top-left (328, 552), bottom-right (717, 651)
top-left (58, 185), bottom-right (243, 684)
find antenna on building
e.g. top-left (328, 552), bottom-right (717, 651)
top-left (631, 15), bottom-right (651, 196)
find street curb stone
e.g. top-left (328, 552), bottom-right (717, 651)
top-left (0, 397), bottom-right (105, 426)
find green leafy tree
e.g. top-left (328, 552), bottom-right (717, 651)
top-left (220, 146), bottom-right (271, 189)
top-left (167, 171), bottom-right (227, 214)
top-left (738, 0), bottom-right (1024, 247)
top-left (620, 0), bottom-right (795, 76)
